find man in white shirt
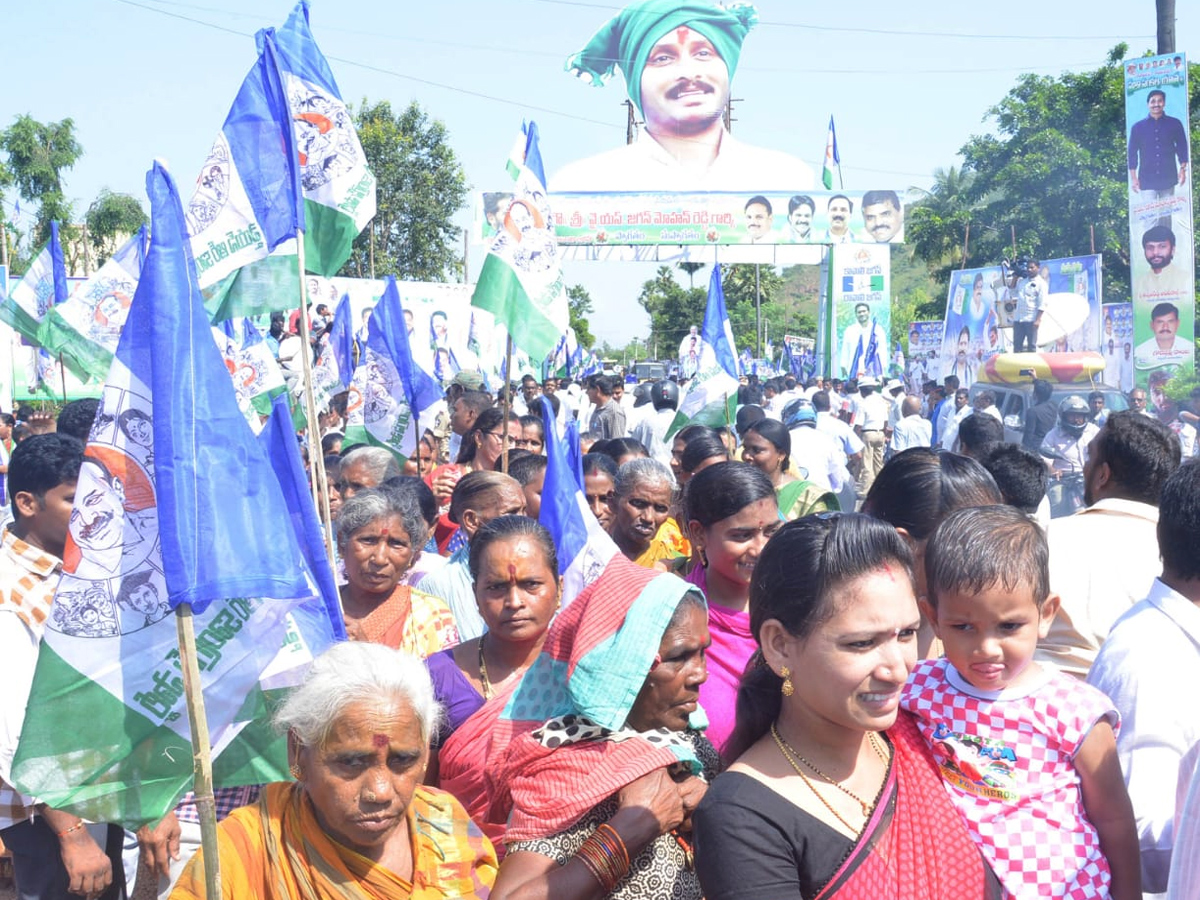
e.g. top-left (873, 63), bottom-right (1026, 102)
top-left (1038, 410), bottom-right (1182, 678)
top-left (938, 388), bottom-right (973, 452)
top-left (1087, 460), bottom-right (1197, 894)
top-left (854, 377), bottom-right (889, 496)
top-left (784, 402), bottom-right (848, 495)
top-left (889, 395), bottom-right (932, 455)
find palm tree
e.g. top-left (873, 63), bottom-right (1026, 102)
top-left (907, 166), bottom-right (990, 276)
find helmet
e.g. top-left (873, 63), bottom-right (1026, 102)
top-left (651, 380), bottom-right (680, 411)
top-left (783, 399), bottom-right (817, 428)
top-left (1058, 395), bottom-right (1090, 438)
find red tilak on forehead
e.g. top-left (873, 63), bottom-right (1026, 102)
top-left (675, 26), bottom-right (691, 44)
top-left (379, 525), bottom-right (389, 537)
top-left (372, 734), bottom-right (388, 748)
top-left (508, 562), bottom-right (518, 583)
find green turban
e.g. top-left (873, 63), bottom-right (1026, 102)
top-left (566, 1), bottom-right (758, 118)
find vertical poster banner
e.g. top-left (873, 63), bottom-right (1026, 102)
top-left (905, 320), bottom-right (944, 393)
top-left (1125, 53), bottom-right (1194, 413)
top-left (1101, 302), bottom-right (1135, 391)
top-left (830, 244), bottom-right (891, 381)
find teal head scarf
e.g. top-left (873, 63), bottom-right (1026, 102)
top-left (566, 1), bottom-right (758, 118)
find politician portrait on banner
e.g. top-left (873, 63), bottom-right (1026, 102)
top-left (1124, 53), bottom-right (1194, 394)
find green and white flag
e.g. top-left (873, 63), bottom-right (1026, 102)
top-left (193, 1), bottom-right (375, 323)
top-left (0, 221), bottom-right (68, 347)
top-left (666, 266), bottom-right (740, 439)
top-left (38, 228), bottom-right (148, 382)
top-left (471, 121), bottom-right (568, 363)
top-left (213, 318), bottom-right (289, 434)
top-left (10, 163), bottom-right (343, 828)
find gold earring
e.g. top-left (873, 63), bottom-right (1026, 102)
top-left (698, 547), bottom-right (708, 568)
top-left (289, 764), bottom-right (301, 779)
top-left (780, 666), bottom-right (794, 698)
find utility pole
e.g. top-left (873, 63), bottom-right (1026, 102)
top-left (624, 100), bottom-right (638, 145)
top-left (723, 98), bottom-right (743, 133)
top-left (1157, 0), bottom-right (1175, 53)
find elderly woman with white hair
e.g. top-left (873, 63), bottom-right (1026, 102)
top-left (338, 488), bottom-right (459, 657)
top-left (606, 458), bottom-right (687, 570)
top-left (170, 642), bottom-right (498, 899)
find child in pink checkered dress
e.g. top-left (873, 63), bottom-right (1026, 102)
top-left (900, 505), bottom-right (1140, 900)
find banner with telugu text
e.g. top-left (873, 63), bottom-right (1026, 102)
top-left (1124, 52), bottom-right (1194, 416)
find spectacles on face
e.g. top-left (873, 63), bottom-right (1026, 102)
top-left (1131, 396), bottom-right (1146, 405)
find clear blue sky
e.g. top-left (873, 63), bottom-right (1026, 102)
top-left (4, 0), bottom-right (1192, 346)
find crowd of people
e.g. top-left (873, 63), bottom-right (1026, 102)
top-left (1, 357), bottom-right (1200, 900)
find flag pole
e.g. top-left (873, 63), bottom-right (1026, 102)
top-left (295, 236), bottom-right (336, 566)
top-left (58, 354), bottom-right (68, 404)
top-left (501, 334), bottom-right (513, 474)
top-left (176, 604), bottom-right (222, 899)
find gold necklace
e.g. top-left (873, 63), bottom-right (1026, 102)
top-left (478, 634), bottom-right (493, 700)
top-left (771, 724), bottom-right (887, 817)
top-left (770, 726), bottom-right (862, 835)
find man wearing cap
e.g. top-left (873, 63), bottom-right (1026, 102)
top-left (783, 401), bottom-right (848, 497)
top-left (549, 0), bottom-right (814, 192)
top-left (854, 378), bottom-right (889, 495)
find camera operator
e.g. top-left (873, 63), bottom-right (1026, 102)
top-left (1002, 256), bottom-right (1047, 352)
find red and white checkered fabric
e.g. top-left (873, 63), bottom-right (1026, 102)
top-left (902, 657), bottom-right (1117, 899)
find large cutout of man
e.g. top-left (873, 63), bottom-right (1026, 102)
top-left (840, 302), bottom-right (887, 380)
top-left (549, 1), bottom-right (814, 192)
top-left (1128, 89), bottom-right (1189, 200)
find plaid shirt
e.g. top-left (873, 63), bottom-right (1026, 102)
top-left (175, 785), bottom-right (262, 824)
top-left (0, 528), bottom-right (62, 829)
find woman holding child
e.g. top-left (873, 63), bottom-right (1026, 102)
top-left (693, 513), bottom-right (1003, 898)
top-left (694, 509), bottom-right (1140, 899)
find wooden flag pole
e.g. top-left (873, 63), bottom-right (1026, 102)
top-left (176, 604), bottom-right (221, 899)
top-left (501, 335), bottom-right (513, 474)
top-left (295, 238), bottom-right (336, 567)
top-left (58, 354), bottom-right (68, 404)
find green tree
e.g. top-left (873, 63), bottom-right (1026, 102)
top-left (340, 100), bottom-right (468, 282)
top-left (721, 264), bottom-right (784, 355)
top-left (637, 266), bottom-right (705, 354)
top-left (84, 190), bottom-right (147, 267)
top-left (907, 166), bottom-right (986, 277)
top-left (566, 284), bottom-right (595, 348)
top-left (1, 115), bottom-right (82, 247)
top-left (676, 261), bottom-right (705, 289)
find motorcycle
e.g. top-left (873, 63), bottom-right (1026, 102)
top-left (1039, 447), bottom-right (1086, 518)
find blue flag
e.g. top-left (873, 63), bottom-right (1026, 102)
top-left (10, 162), bottom-right (344, 828)
top-left (328, 292), bottom-right (356, 389)
top-left (258, 394), bottom-right (344, 639)
top-left (537, 397), bottom-right (616, 607)
top-left (129, 164), bottom-right (315, 611)
top-left (344, 277), bottom-right (441, 461)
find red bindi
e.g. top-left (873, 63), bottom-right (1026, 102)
top-left (379, 526), bottom-right (389, 537)
top-left (675, 26), bottom-right (691, 44)
top-left (372, 734), bottom-right (388, 748)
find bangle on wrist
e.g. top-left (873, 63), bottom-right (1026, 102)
top-left (575, 822), bottom-right (631, 893)
top-left (56, 821), bottom-right (86, 839)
